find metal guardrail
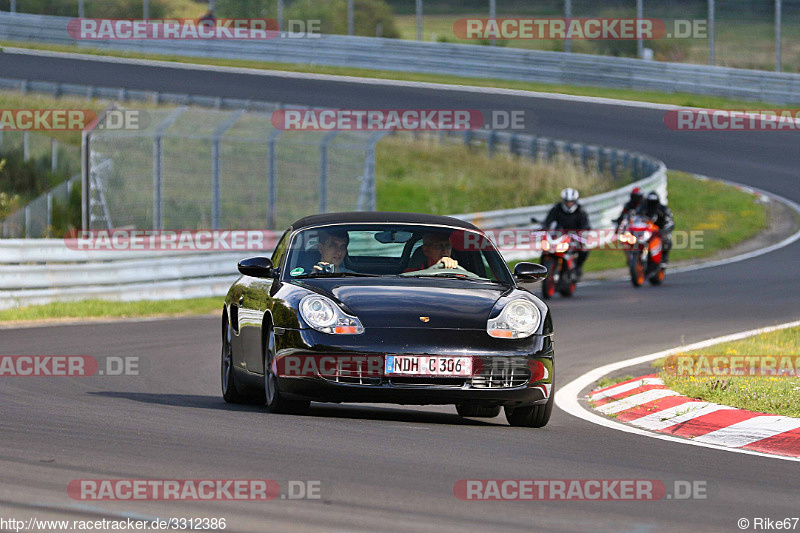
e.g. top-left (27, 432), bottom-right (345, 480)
top-left (2, 12), bottom-right (800, 104)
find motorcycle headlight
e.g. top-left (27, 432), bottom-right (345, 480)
top-left (540, 239), bottom-right (550, 251)
top-left (300, 295), bottom-right (364, 334)
top-left (487, 299), bottom-right (541, 339)
top-left (556, 241), bottom-right (570, 253)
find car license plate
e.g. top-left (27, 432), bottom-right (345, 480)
top-left (385, 355), bottom-right (472, 376)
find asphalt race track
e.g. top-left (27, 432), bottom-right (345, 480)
top-left (1, 50), bottom-right (799, 532)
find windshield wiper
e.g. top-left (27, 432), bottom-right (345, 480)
top-left (403, 273), bottom-right (499, 282)
top-left (294, 272), bottom-right (379, 278)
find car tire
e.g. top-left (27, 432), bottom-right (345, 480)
top-left (264, 328), bottom-right (310, 415)
top-left (221, 314), bottom-right (248, 404)
top-left (456, 403), bottom-right (502, 418)
top-left (504, 391), bottom-right (554, 428)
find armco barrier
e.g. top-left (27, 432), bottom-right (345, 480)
top-left (1, 12), bottom-right (800, 104)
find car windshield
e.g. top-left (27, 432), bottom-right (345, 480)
top-left (283, 223), bottom-right (513, 284)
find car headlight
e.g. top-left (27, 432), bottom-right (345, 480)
top-left (300, 295), bottom-right (364, 334)
top-left (487, 299), bottom-right (541, 339)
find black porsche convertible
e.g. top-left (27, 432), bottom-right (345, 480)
top-left (221, 212), bottom-right (556, 427)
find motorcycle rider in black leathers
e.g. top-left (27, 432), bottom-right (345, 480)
top-left (637, 191), bottom-right (674, 266)
top-left (543, 187), bottom-right (590, 279)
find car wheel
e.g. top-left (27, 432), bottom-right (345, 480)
top-left (221, 314), bottom-right (247, 404)
top-left (456, 403), bottom-right (502, 418)
top-left (264, 328), bottom-right (310, 415)
top-left (504, 391), bottom-right (554, 428)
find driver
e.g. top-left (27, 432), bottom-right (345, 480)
top-left (313, 230), bottom-right (354, 273)
top-left (405, 232), bottom-right (459, 272)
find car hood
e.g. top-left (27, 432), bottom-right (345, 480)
top-left (293, 278), bottom-right (511, 330)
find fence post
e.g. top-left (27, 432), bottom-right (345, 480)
top-left (51, 138), bottom-right (58, 172)
top-left (23, 131), bottom-right (29, 161)
top-left (487, 131), bottom-right (496, 158)
top-left (268, 130), bottom-right (281, 229)
top-left (46, 191), bottom-right (53, 236)
top-left (776, 0), bottom-right (782, 72)
top-left (636, 0), bottom-right (643, 58)
top-left (708, 0), bottom-right (715, 65)
top-left (210, 109), bottom-right (244, 230)
top-left (24, 204), bottom-right (30, 238)
top-left (489, 0), bottom-right (496, 46)
top-left (319, 131), bottom-right (338, 213)
top-left (416, 0), bottom-right (422, 41)
top-left (151, 106), bottom-right (187, 230)
top-left (529, 137), bottom-right (538, 160)
top-left (564, 0), bottom-right (572, 53)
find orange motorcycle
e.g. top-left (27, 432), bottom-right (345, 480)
top-left (617, 214), bottom-right (665, 287)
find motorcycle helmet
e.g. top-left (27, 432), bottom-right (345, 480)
top-left (645, 192), bottom-right (660, 216)
top-left (560, 188), bottom-right (580, 214)
top-left (630, 187), bottom-right (643, 206)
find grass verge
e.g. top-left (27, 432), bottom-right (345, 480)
top-left (655, 325), bottom-right (800, 418)
top-left (0, 297), bottom-right (221, 323)
top-left (597, 374), bottom-right (635, 389)
top-left (0, 40), bottom-right (792, 110)
top-left (376, 133), bottom-right (613, 214)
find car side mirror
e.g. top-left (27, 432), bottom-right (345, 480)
top-left (513, 262), bottom-right (548, 282)
top-left (238, 257), bottom-right (275, 278)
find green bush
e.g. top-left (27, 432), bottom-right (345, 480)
top-left (49, 182), bottom-right (82, 237)
top-left (0, 149), bottom-right (64, 199)
top-left (214, 0), bottom-right (275, 19)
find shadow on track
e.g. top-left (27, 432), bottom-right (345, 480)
top-left (89, 391), bottom-right (501, 426)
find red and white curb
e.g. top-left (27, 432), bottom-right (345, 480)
top-left (556, 319), bottom-right (800, 462)
top-left (590, 375), bottom-right (800, 458)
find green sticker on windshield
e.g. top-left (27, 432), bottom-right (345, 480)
top-left (290, 267), bottom-right (304, 276)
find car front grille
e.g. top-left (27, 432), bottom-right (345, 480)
top-left (315, 356), bottom-right (532, 389)
top-left (470, 364), bottom-right (531, 389)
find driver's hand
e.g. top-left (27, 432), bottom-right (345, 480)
top-left (437, 257), bottom-right (459, 269)
top-left (313, 262), bottom-right (332, 272)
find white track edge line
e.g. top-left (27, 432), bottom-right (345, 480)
top-left (556, 319), bottom-right (800, 462)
